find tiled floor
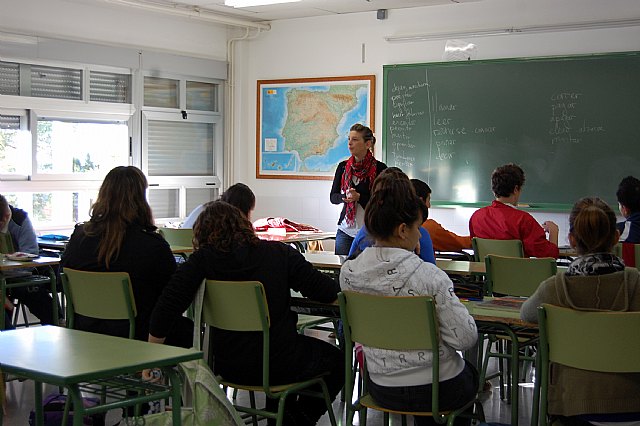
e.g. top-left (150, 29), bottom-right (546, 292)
top-left (1, 325), bottom-right (535, 426)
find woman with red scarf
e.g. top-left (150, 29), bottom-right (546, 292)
top-left (330, 123), bottom-right (387, 255)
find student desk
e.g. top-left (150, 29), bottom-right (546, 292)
top-left (256, 231), bottom-right (335, 252)
top-left (290, 294), bottom-right (539, 426)
top-left (0, 256), bottom-right (60, 329)
top-left (0, 326), bottom-right (202, 426)
top-left (302, 252), bottom-right (487, 275)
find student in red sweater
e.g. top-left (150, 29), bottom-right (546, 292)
top-left (469, 163), bottom-right (559, 258)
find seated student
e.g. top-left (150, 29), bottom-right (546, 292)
top-left (616, 175), bottom-right (640, 243)
top-left (521, 197), bottom-right (640, 425)
top-left (62, 166), bottom-right (192, 347)
top-left (410, 179), bottom-right (472, 253)
top-left (147, 200), bottom-right (343, 426)
top-left (469, 163), bottom-right (559, 258)
top-left (348, 168), bottom-right (436, 264)
top-left (341, 173), bottom-right (478, 426)
top-left (182, 182), bottom-right (255, 228)
top-left (0, 194), bottom-right (56, 329)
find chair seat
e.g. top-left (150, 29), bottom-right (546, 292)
top-left (6, 275), bottom-right (50, 286)
top-left (219, 374), bottom-right (327, 394)
top-left (359, 394), bottom-right (455, 417)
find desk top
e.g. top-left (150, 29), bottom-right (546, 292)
top-left (0, 256), bottom-right (61, 271)
top-left (0, 326), bottom-right (202, 385)
top-left (171, 245), bottom-right (194, 254)
top-left (256, 231), bottom-right (335, 244)
top-left (302, 252), bottom-right (486, 276)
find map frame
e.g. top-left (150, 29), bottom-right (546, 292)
top-left (256, 75), bottom-right (375, 180)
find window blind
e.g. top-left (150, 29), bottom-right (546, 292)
top-left (0, 61), bottom-right (20, 96)
top-left (30, 65), bottom-right (82, 100)
top-left (147, 120), bottom-right (214, 176)
top-left (90, 71), bottom-right (130, 103)
top-left (0, 115), bottom-right (20, 130)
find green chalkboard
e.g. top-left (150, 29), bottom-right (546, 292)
top-left (382, 52), bottom-right (640, 209)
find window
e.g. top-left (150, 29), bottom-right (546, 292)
top-left (144, 76), bottom-right (179, 108)
top-left (0, 114), bottom-right (30, 175)
top-left (35, 117), bottom-right (129, 177)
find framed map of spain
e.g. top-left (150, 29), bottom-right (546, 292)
top-left (256, 75), bottom-right (375, 180)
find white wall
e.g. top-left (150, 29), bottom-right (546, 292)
top-left (234, 0), bottom-right (640, 245)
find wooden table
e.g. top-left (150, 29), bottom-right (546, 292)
top-left (0, 326), bottom-right (202, 426)
top-left (256, 231), bottom-right (335, 252)
top-left (0, 256), bottom-right (60, 329)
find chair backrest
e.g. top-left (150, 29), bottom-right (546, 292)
top-left (201, 280), bottom-right (273, 392)
top-left (485, 255), bottom-right (557, 297)
top-left (472, 237), bottom-right (524, 261)
top-left (619, 242), bottom-right (640, 268)
top-left (538, 304), bottom-right (640, 372)
top-left (537, 304), bottom-right (640, 424)
top-left (338, 291), bottom-right (444, 416)
top-left (158, 227), bottom-right (194, 248)
top-left (0, 232), bottom-right (15, 254)
top-left (62, 268), bottom-right (137, 339)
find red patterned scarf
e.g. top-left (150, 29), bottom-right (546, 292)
top-left (341, 150), bottom-right (377, 226)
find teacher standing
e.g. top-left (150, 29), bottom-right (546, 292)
top-left (330, 123), bottom-right (387, 255)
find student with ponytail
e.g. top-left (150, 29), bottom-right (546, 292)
top-left (340, 171), bottom-right (478, 426)
top-left (521, 197), bottom-right (640, 424)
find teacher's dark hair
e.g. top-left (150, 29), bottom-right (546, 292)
top-left (569, 197), bottom-right (618, 255)
top-left (350, 123), bottom-right (376, 146)
top-left (220, 183), bottom-right (255, 218)
top-left (365, 170), bottom-right (426, 241)
top-left (193, 200), bottom-right (259, 252)
top-left (491, 163), bottom-right (525, 198)
top-left (84, 166), bottom-right (154, 267)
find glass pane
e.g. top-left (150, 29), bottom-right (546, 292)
top-left (0, 115), bottom-right (31, 175)
top-left (148, 188), bottom-right (179, 219)
top-left (186, 81), bottom-right (217, 111)
top-left (90, 71), bottom-right (131, 103)
top-left (36, 119), bottom-right (129, 175)
top-left (4, 190), bottom-right (97, 228)
top-left (31, 65), bottom-right (82, 100)
top-left (147, 120), bottom-right (214, 176)
top-left (144, 76), bottom-right (179, 108)
top-left (186, 188), bottom-right (217, 213)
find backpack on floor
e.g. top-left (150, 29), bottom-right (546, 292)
top-left (28, 392), bottom-right (105, 426)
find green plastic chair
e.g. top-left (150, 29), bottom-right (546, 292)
top-left (158, 227), bottom-right (194, 248)
top-left (537, 304), bottom-right (640, 426)
top-left (62, 269), bottom-right (137, 339)
top-left (479, 256), bottom-right (557, 403)
top-left (472, 237), bottom-right (524, 262)
top-left (338, 291), bottom-right (485, 426)
top-left (201, 280), bottom-right (337, 426)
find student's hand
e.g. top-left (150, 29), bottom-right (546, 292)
top-left (542, 221), bottom-right (559, 234)
top-left (542, 221), bottom-right (559, 245)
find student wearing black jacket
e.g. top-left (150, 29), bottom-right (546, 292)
top-left (148, 200), bottom-right (343, 426)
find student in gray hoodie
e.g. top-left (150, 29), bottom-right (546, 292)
top-left (340, 169), bottom-right (478, 426)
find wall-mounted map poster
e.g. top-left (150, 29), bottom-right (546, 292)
top-left (256, 75), bottom-right (375, 180)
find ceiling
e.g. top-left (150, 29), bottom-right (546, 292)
top-left (134, 0), bottom-right (477, 22)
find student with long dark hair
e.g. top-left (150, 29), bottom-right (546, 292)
top-left (62, 166), bottom-right (192, 347)
top-left (521, 197), bottom-right (640, 425)
top-left (340, 172), bottom-right (478, 426)
top-left (148, 201), bottom-right (343, 425)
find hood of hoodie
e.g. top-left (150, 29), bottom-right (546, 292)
top-left (341, 246), bottom-right (423, 295)
top-left (556, 268), bottom-right (640, 312)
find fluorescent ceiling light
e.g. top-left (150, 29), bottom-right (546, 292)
top-left (225, 0), bottom-right (301, 7)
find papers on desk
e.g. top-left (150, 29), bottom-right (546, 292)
top-left (470, 297), bottom-right (526, 319)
